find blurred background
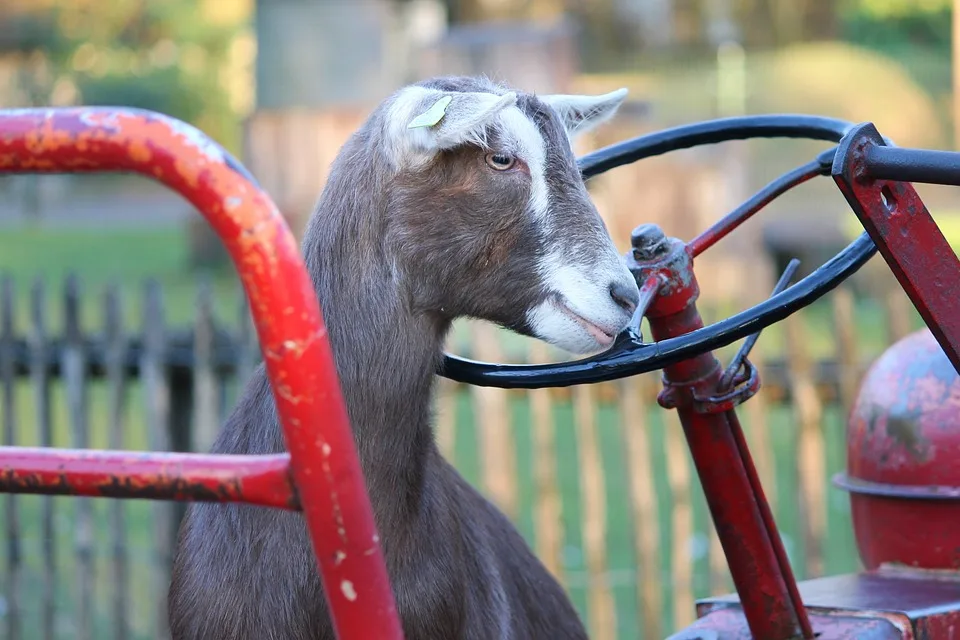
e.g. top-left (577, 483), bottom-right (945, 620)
top-left (0, 0), bottom-right (955, 638)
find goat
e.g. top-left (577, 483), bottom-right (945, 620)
top-left (167, 75), bottom-right (640, 640)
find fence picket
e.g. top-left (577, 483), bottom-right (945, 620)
top-left (663, 408), bottom-right (694, 630)
top-left (141, 280), bottom-right (173, 640)
top-left (574, 382), bottom-right (616, 640)
top-left (1, 275), bottom-right (21, 640)
top-left (832, 288), bottom-right (859, 419)
top-left (529, 341), bottom-right (564, 582)
top-left (617, 372), bottom-right (662, 639)
top-left (471, 322), bottom-right (519, 520)
top-left (886, 288), bottom-right (913, 343)
top-left (192, 279), bottom-right (218, 452)
top-left (63, 274), bottom-right (95, 640)
top-left (30, 278), bottom-right (56, 640)
top-left (104, 285), bottom-right (130, 640)
top-left (785, 311), bottom-right (825, 579)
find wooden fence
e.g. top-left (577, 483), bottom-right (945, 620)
top-left (0, 273), bottom-right (922, 640)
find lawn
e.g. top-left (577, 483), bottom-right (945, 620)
top-left (0, 224), bottom-right (243, 332)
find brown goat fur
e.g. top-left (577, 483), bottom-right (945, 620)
top-left (168, 76), bottom-right (638, 640)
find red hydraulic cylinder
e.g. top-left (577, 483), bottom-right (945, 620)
top-left (626, 224), bottom-right (813, 640)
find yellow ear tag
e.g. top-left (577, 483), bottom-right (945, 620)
top-left (408, 96), bottom-right (452, 129)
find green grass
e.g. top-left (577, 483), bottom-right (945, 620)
top-left (0, 225), bottom-right (243, 331)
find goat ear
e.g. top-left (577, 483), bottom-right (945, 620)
top-left (400, 89), bottom-right (518, 152)
top-left (540, 88), bottom-right (628, 138)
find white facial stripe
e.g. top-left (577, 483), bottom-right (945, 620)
top-left (527, 249), bottom-right (638, 354)
top-left (538, 251), bottom-right (626, 329)
top-left (495, 106), bottom-right (549, 220)
top-left (526, 300), bottom-right (602, 355)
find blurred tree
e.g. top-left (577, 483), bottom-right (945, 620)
top-left (840, 0), bottom-right (951, 53)
top-left (0, 0), bottom-right (254, 265)
top-left (852, 0), bottom-right (950, 18)
top-left (729, 0), bottom-right (837, 48)
top-left (442, 0), bottom-right (566, 23)
top-left (838, 0), bottom-right (951, 120)
top-left (440, 0), bottom-right (663, 67)
top-left (0, 0), bottom-right (253, 153)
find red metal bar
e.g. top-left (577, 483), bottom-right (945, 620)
top-left (688, 160), bottom-right (820, 257)
top-left (627, 225), bottom-right (813, 639)
top-left (833, 122), bottom-right (960, 376)
top-left (725, 408), bottom-right (811, 637)
top-left (0, 108), bottom-right (403, 640)
top-left (0, 447), bottom-right (298, 509)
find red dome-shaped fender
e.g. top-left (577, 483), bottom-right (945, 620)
top-left (835, 328), bottom-right (960, 570)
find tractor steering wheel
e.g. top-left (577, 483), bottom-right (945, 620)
top-left (439, 114), bottom-right (879, 388)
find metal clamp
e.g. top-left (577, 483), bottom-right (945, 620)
top-left (693, 359), bottom-right (760, 414)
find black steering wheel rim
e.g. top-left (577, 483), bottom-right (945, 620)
top-left (439, 114), bottom-right (879, 389)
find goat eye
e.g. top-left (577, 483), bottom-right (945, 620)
top-left (485, 152), bottom-right (516, 171)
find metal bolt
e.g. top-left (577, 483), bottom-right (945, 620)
top-left (631, 223), bottom-right (668, 261)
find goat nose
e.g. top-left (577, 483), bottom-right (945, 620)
top-left (609, 279), bottom-right (640, 314)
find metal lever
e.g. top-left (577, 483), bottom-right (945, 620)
top-left (718, 258), bottom-right (800, 392)
top-left (618, 273), bottom-right (663, 345)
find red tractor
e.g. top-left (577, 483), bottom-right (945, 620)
top-left (1, 107), bottom-right (958, 639)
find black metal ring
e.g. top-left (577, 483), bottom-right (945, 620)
top-left (439, 115), bottom-right (878, 388)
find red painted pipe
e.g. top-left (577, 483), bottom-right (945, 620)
top-left (0, 108), bottom-right (403, 640)
top-left (0, 447), bottom-right (298, 509)
top-left (834, 123), bottom-right (960, 377)
top-left (628, 227), bottom-right (813, 639)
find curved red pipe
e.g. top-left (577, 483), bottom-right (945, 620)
top-left (0, 107), bottom-right (403, 640)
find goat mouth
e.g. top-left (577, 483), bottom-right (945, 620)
top-left (552, 298), bottom-right (617, 347)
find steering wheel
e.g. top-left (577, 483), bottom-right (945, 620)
top-left (439, 114), bottom-right (879, 388)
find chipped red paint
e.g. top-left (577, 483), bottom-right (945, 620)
top-left (837, 328), bottom-right (960, 571)
top-left (626, 225), bottom-right (814, 639)
top-left (676, 122), bottom-right (960, 640)
top-left (682, 606), bottom-right (904, 640)
top-left (833, 123), bottom-right (960, 376)
top-left (0, 447), bottom-right (298, 509)
top-left (831, 122), bottom-right (960, 580)
top-left (0, 108), bottom-right (403, 640)
top-left (695, 568), bottom-right (960, 639)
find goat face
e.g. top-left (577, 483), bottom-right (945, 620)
top-left (382, 76), bottom-right (640, 354)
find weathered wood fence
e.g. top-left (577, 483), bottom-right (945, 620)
top-left (0, 272), bottom-right (921, 640)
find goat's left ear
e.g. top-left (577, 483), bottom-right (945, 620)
top-left (540, 88), bottom-right (629, 138)
top-left (399, 88), bottom-right (518, 153)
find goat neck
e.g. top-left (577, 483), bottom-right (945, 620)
top-left (301, 125), bottom-right (449, 533)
